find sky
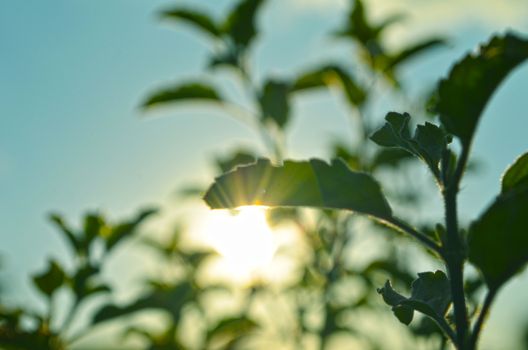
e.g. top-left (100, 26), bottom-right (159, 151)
top-left (1, 0), bottom-right (528, 348)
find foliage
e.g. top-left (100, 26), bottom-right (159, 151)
top-left (204, 30), bottom-right (528, 350)
top-left (3, 0), bottom-right (527, 350)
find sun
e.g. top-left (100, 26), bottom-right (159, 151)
top-left (199, 206), bottom-right (277, 282)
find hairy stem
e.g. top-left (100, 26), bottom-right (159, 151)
top-left (442, 143), bottom-right (470, 349)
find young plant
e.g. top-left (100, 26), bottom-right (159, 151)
top-left (203, 32), bottom-right (528, 349)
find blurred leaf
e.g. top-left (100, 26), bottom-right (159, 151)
top-left (331, 142), bottom-right (362, 170)
top-left (204, 158), bottom-right (392, 219)
top-left (501, 151), bottom-right (528, 193)
top-left (83, 213), bottom-right (105, 249)
top-left (160, 7), bottom-right (221, 39)
top-left (71, 264), bottom-right (108, 299)
top-left (48, 214), bottom-right (81, 254)
top-left (176, 184), bottom-right (205, 199)
top-left (142, 82), bottom-right (223, 109)
top-left (215, 149), bottom-right (256, 173)
top-left (258, 79), bottom-right (291, 128)
top-left (207, 316), bottom-right (258, 344)
top-left (93, 282), bottom-right (193, 324)
top-left (434, 32), bottom-right (528, 146)
top-left (32, 260), bottom-right (65, 298)
top-left (371, 112), bottom-right (449, 174)
top-left (333, 0), bottom-right (382, 58)
top-left (385, 38), bottom-right (446, 71)
top-left (377, 271), bottom-right (451, 326)
top-left (208, 49), bottom-right (240, 70)
top-left (292, 65), bottom-right (366, 107)
top-left (223, 0), bottom-right (265, 49)
top-left (468, 185), bottom-right (528, 290)
top-left (106, 208), bottom-right (157, 251)
top-left (371, 148), bottom-right (414, 170)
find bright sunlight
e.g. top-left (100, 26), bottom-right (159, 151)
top-left (199, 206), bottom-right (277, 283)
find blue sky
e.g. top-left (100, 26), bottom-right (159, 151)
top-left (1, 0), bottom-right (528, 347)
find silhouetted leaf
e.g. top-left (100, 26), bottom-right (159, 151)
top-left (204, 158), bottom-right (392, 219)
top-left (435, 33), bottom-right (528, 146)
top-left (223, 0), bottom-right (265, 49)
top-left (48, 214), bottom-right (81, 254)
top-left (377, 271), bottom-right (451, 326)
top-left (142, 82), bottom-right (223, 109)
top-left (93, 282), bottom-right (193, 324)
top-left (371, 112), bottom-right (449, 175)
top-left (468, 186), bottom-right (528, 290)
top-left (258, 79), bottom-right (291, 128)
top-left (32, 260), bottom-right (65, 298)
top-left (501, 151), bottom-right (528, 193)
top-left (105, 208), bottom-right (157, 251)
top-left (160, 8), bottom-right (221, 39)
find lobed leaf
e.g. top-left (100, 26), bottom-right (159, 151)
top-left (468, 185), bottom-right (528, 290)
top-left (435, 32), bottom-right (528, 146)
top-left (371, 112), bottom-right (449, 175)
top-left (142, 82), bottom-right (223, 109)
top-left (160, 8), bottom-right (221, 39)
top-left (501, 151), bottom-right (528, 193)
top-left (203, 158), bottom-right (392, 219)
top-left (377, 271), bottom-right (451, 326)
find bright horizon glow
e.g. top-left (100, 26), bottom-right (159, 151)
top-left (199, 206), bottom-right (277, 283)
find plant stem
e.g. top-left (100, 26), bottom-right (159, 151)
top-left (468, 288), bottom-right (497, 350)
top-left (442, 143), bottom-right (470, 349)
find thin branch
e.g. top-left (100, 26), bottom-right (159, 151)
top-left (468, 288), bottom-right (497, 350)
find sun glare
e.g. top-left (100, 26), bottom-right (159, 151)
top-left (200, 206), bottom-right (277, 282)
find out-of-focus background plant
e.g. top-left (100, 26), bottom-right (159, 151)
top-left (1, 0), bottom-right (528, 349)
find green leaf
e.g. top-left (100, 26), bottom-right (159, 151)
top-left (371, 112), bottom-right (449, 175)
top-left (501, 151), bottom-right (528, 193)
top-left (93, 282), bottom-right (193, 324)
top-left (292, 65), bottom-right (366, 107)
top-left (160, 8), bottom-right (221, 39)
top-left (48, 214), bottom-right (81, 254)
top-left (203, 158), bottom-right (392, 219)
top-left (223, 0), bottom-right (265, 48)
top-left (32, 259), bottom-right (65, 298)
top-left (105, 208), bottom-right (157, 251)
top-left (258, 79), bottom-right (291, 128)
top-left (371, 148), bottom-right (414, 170)
top-left (207, 316), bottom-right (258, 343)
top-left (377, 271), bottom-right (451, 326)
top-left (142, 82), bottom-right (223, 109)
top-left (83, 213), bottom-right (105, 248)
top-left (468, 186), bottom-right (528, 290)
top-left (385, 38), bottom-right (446, 71)
top-left (435, 32), bottom-right (528, 146)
